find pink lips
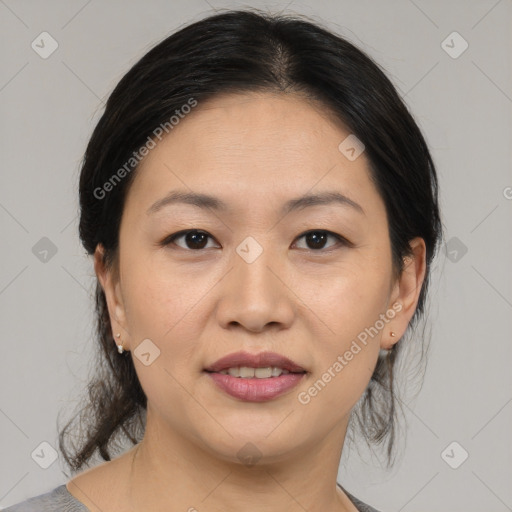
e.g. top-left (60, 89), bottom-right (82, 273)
top-left (204, 351), bottom-right (307, 402)
top-left (207, 372), bottom-right (306, 402)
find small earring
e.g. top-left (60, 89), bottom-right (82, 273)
top-left (115, 333), bottom-right (124, 354)
top-left (390, 331), bottom-right (396, 337)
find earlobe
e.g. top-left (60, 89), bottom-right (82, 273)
top-left (381, 237), bottom-right (427, 350)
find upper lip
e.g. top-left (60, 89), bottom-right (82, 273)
top-left (204, 351), bottom-right (307, 373)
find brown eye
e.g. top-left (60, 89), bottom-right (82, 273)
top-left (163, 230), bottom-right (218, 250)
top-left (294, 230), bottom-right (347, 251)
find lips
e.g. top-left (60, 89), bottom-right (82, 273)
top-left (207, 372), bottom-right (306, 402)
top-left (204, 351), bottom-right (307, 374)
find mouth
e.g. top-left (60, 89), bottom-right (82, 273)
top-left (204, 366), bottom-right (305, 378)
top-left (204, 350), bottom-right (307, 374)
top-left (203, 351), bottom-right (307, 402)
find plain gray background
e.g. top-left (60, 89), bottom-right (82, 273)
top-left (1, 0), bottom-right (511, 510)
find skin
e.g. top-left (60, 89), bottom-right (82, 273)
top-left (67, 91), bottom-right (426, 512)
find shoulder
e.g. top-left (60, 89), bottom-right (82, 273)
top-left (3, 451), bottom-right (133, 512)
top-left (63, 449), bottom-right (135, 512)
top-left (1, 484), bottom-right (89, 512)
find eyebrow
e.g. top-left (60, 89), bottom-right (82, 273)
top-left (146, 190), bottom-right (365, 216)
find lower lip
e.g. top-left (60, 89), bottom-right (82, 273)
top-left (205, 372), bottom-right (306, 402)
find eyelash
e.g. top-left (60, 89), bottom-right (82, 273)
top-left (160, 229), bottom-right (351, 252)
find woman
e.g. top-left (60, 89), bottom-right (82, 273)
top-left (5, 8), bottom-right (441, 512)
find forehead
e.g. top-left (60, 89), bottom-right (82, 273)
top-left (160, 91), bottom-right (351, 161)
top-left (126, 91), bottom-right (382, 216)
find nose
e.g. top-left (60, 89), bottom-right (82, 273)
top-left (215, 246), bottom-right (295, 333)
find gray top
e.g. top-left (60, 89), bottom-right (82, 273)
top-left (2, 483), bottom-right (381, 511)
top-left (2, 485), bottom-right (88, 512)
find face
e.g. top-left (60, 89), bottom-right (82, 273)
top-left (96, 91), bottom-right (425, 465)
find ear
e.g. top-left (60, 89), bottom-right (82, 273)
top-left (94, 244), bottom-right (130, 351)
top-left (381, 237), bottom-right (427, 350)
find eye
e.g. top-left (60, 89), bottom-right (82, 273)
top-left (162, 230), bottom-right (219, 250)
top-left (293, 230), bottom-right (349, 251)
top-left (161, 229), bottom-right (350, 252)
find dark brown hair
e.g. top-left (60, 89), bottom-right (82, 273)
top-left (58, 8), bottom-right (442, 472)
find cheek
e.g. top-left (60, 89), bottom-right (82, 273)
top-left (292, 263), bottom-right (389, 410)
top-left (121, 252), bottom-right (202, 337)
top-left (121, 262), bottom-right (204, 412)
top-left (296, 259), bottom-right (392, 344)
top-left (120, 253), bottom-right (219, 391)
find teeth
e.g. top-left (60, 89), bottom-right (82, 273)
top-left (271, 367), bottom-right (283, 377)
top-left (255, 367), bottom-right (272, 378)
top-left (240, 366), bottom-right (255, 378)
top-left (218, 366), bottom-right (291, 378)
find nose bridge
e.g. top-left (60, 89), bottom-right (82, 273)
top-left (234, 243), bottom-right (278, 297)
top-left (215, 238), bottom-right (294, 332)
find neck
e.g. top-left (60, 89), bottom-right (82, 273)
top-left (125, 410), bottom-right (356, 512)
